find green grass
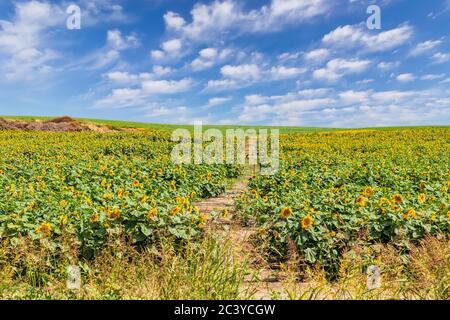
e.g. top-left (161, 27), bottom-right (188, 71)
top-left (1, 115), bottom-right (449, 133)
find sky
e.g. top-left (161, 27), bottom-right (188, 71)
top-left (0, 0), bottom-right (449, 127)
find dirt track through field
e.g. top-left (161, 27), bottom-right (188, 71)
top-left (195, 138), bottom-right (288, 299)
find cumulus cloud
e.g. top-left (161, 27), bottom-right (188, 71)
top-left (236, 87), bottom-right (450, 127)
top-left (161, 0), bottom-right (332, 42)
top-left (432, 52), bottom-right (450, 64)
top-left (304, 48), bottom-right (330, 62)
top-left (409, 40), bottom-right (442, 56)
top-left (322, 23), bottom-right (413, 53)
top-left (396, 73), bottom-right (416, 83)
top-left (313, 58), bottom-right (371, 81)
top-left (191, 47), bottom-right (232, 71)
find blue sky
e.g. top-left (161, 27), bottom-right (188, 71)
top-left (0, 0), bottom-right (449, 127)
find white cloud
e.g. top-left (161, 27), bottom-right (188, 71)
top-left (141, 78), bottom-right (193, 94)
top-left (322, 24), bottom-right (413, 53)
top-left (270, 66), bottom-right (306, 80)
top-left (0, 0), bottom-right (64, 81)
top-left (151, 50), bottom-right (165, 60)
top-left (304, 48), bottom-right (329, 62)
top-left (164, 11), bottom-right (187, 30)
top-left (421, 74), bottom-right (446, 81)
top-left (151, 38), bottom-right (183, 61)
top-left (377, 61), bottom-right (399, 71)
top-left (206, 79), bottom-right (239, 91)
top-left (409, 40), bottom-right (442, 56)
top-left (313, 58), bottom-right (371, 81)
top-left (235, 87), bottom-right (450, 127)
top-left (163, 0), bottom-right (332, 42)
top-left (107, 29), bottom-right (139, 50)
top-left (208, 96), bottom-right (232, 107)
top-left (191, 47), bottom-right (232, 71)
top-left (432, 52), bottom-right (450, 64)
top-left (221, 64), bottom-right (261, 81)
top-left (161, 39), bottom-right (182, 53)
top-left (396, 73), bottom-right (416, 83)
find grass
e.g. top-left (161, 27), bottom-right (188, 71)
top-left (0, 234), bottom-right (253, 300)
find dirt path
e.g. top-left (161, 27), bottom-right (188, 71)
top-left (195, 138), bottom-right (288, 300)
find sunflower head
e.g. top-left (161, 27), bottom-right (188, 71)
top-left (170, 206), bottom-right (181, 216)
top-left (36, 222), bottom-right (52, 237)
top-left (418, 193), bottom-right (426, 204)
top-left (90, 214), bottom-right (99, 223)
top-left (280, 207), bottom-right (293, 218)
top-left (363, 186), bottom-right (374, 197)
top-left (107, 208), bottom-right (121, 220)
top-left (301, 215), bottom-right (314, 230)
top-left (356, 196), bottom-right (366, 207)
top-left (393, 194), bottom-right (403, 204)
top-left (147, 208), bottom-right (158, 221)
top-left (133, 180), bottom-right (140, 187)
top-left (403, 208), bottom-right (417, 220)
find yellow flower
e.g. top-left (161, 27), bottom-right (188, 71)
top-left (90, 214), bottom-right (99, 223)
top-left (59, 199), bottom-right (68, 208)
top-left (190, 191), bottom-right (197, 198)
top-left (356, 196), bottom-right (366, 207)
top-left (250, 189), bottom-right (258, 196)
top-left (280, 207), bottom-right (293, 218)
top-left (102, 193), bottom-right (113, 200)
top-left (263, 196), bottom-right (268, 203)
top-left (418, 193), bottom-right (426, 204)
top-left (147, 208), bottom-right (158, 221)
top-left (0, 169), bottom-right (4, 175)
top-left (393, 194), bottom-right (403, 204)
top-left (403, 208), bottom-right (417, 220)
top-left (170, 206), bottom-right (181, 216)
top-left (133, 180), bottom-right (140, 187)
top-left (107, 208), bottom-right (121, 220)
top-left (301, 215), bottom-right (314, 230)
top-left (447, 211), bottom-right (450, 219)
top-left (363, 186), bottom-right (374, 197)
top-left (222, 208), bottom-right (229, 218)
top-left (117, 188), bottom-right (124, 197)
top-left (36, 222), bottom-right (52, 238)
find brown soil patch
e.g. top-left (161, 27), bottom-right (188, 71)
top-left (0, 116), bottom-right (135, 133)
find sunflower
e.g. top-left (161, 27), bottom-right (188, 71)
top-left (363, 186), bottom-right (374, 197)
top-left (250, 189), bottom-right (258, 196)
top-left (301, 215), bottom-right (314, 230)
top-left (263, 196), bottom-right (268, 203)
top-left (133, 180), bottom-right (140, 187)
top-left (280, 207), bottom-right (293, 218)
top-left (147, 208), bottom-right (158, 221)
top-left (170, 206), bottom-right (181, 216)
top-left (418, 193), bottom-right (426, 204)
top-left (107, 208), bottom-right (121, 220)
top-left (403, 208), bottom-right (417, 220)
top-left (356, 196), bottom-right (366, 207)
top-left (36, 222), bottom-right (52, 238)
top-left (393, 194), bottom-right (403, 204)
top-left (222, 208), bottom-right (229, 218)
top-left (90, 214), bottom-right (99, 223)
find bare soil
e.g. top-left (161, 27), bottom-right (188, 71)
top-left (0, 116), bottom-right (124, 133)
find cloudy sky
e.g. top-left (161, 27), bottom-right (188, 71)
top-left (0, 0), bottom-right (449, 127)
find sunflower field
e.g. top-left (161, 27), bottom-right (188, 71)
top-left (0, 131), bottom-right (240, 258)
top-left (236, 128), bottom-right (450, 275)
